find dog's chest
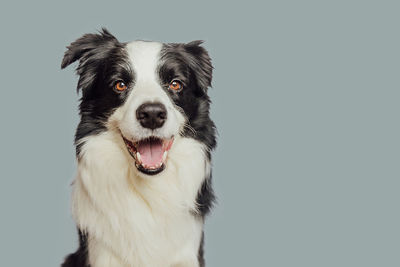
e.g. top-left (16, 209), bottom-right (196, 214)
top-left (86, 202), bottom-right (203, 266)
top-left (72, 133), bottom-right (207, 266)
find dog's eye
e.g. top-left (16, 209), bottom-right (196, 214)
top-left (114, 81), bottom-right (127, 91)
top-left (169, 80), bottom-right (183, 91)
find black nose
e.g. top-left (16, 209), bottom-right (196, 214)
top-left (136, 102), bottom-right (167, 129)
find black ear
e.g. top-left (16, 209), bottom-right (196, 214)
top-left (61, 28), bottom-right (118, 69)
top-left (184, 41), bottom-right (213, 91)
top-left (61, 28), bottom-right (120, 92)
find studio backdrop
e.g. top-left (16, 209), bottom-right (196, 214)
top-left (0, 0), bottom-right (399, 266)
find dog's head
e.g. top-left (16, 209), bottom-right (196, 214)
top-left (62, 29), bottom-right (215, 176)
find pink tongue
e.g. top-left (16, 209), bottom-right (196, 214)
top-left (137, 140), bottom-right (164, 167)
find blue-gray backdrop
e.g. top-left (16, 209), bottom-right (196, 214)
top-left (0, 0), bottom-right (399, 266)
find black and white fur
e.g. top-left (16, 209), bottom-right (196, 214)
top-left (61, 29), bottom-right (216, 267)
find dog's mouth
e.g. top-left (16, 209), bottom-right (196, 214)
top-left (122, 136), bottom-right (174, 175)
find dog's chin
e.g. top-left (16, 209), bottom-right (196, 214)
top-left (122, 135), bottom-right (174, 176)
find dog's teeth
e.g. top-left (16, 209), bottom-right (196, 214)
top-left (162, 151), bottom-right (167, 162)
top-left (136, 152), bottom-right (142, 163)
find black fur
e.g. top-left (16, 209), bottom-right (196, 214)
top-left (61, 29), bottom-right (216, 266)
top-left (61, 230), bottom-right (89, 267)
top-left (159, 42), bottom-right (217, 156)
top-left (61, 29), bottom-right (134, 156)
top-left (198, 232), bottom-right (205, 267)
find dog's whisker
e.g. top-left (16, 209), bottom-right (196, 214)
top-left (183, 123), bottom-right (197, 136)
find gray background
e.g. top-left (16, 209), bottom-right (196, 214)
top-left (0, 0), bottom-right (398, 266)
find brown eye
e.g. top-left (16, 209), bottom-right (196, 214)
top-left (169, 80), bottom-right (183, 91)
top-left (115, 81), bottom-right (127, 91)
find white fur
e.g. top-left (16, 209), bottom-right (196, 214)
top-left (71, 41), bottom-right (209, 267)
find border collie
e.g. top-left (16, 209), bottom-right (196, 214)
top-left (61, 29), bottom-right (216, 267)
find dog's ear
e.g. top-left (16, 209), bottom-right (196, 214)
top-left (184, 41), bottom-right (213, 92)
top-left (61, 28), bottom-right (118, 69)
top-left (61, 28), bottom-right (120, 92)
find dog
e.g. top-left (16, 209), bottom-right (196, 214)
top-left (61, 29), bottom-right (216, 267)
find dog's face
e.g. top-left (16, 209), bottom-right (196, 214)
top-left (62, 29), bottom-right (215, 177)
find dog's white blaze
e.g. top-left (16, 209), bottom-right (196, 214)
top-left (72, 41), bottom-right (208, 267)
top-left (112, 41), bottom-right (185, 145)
